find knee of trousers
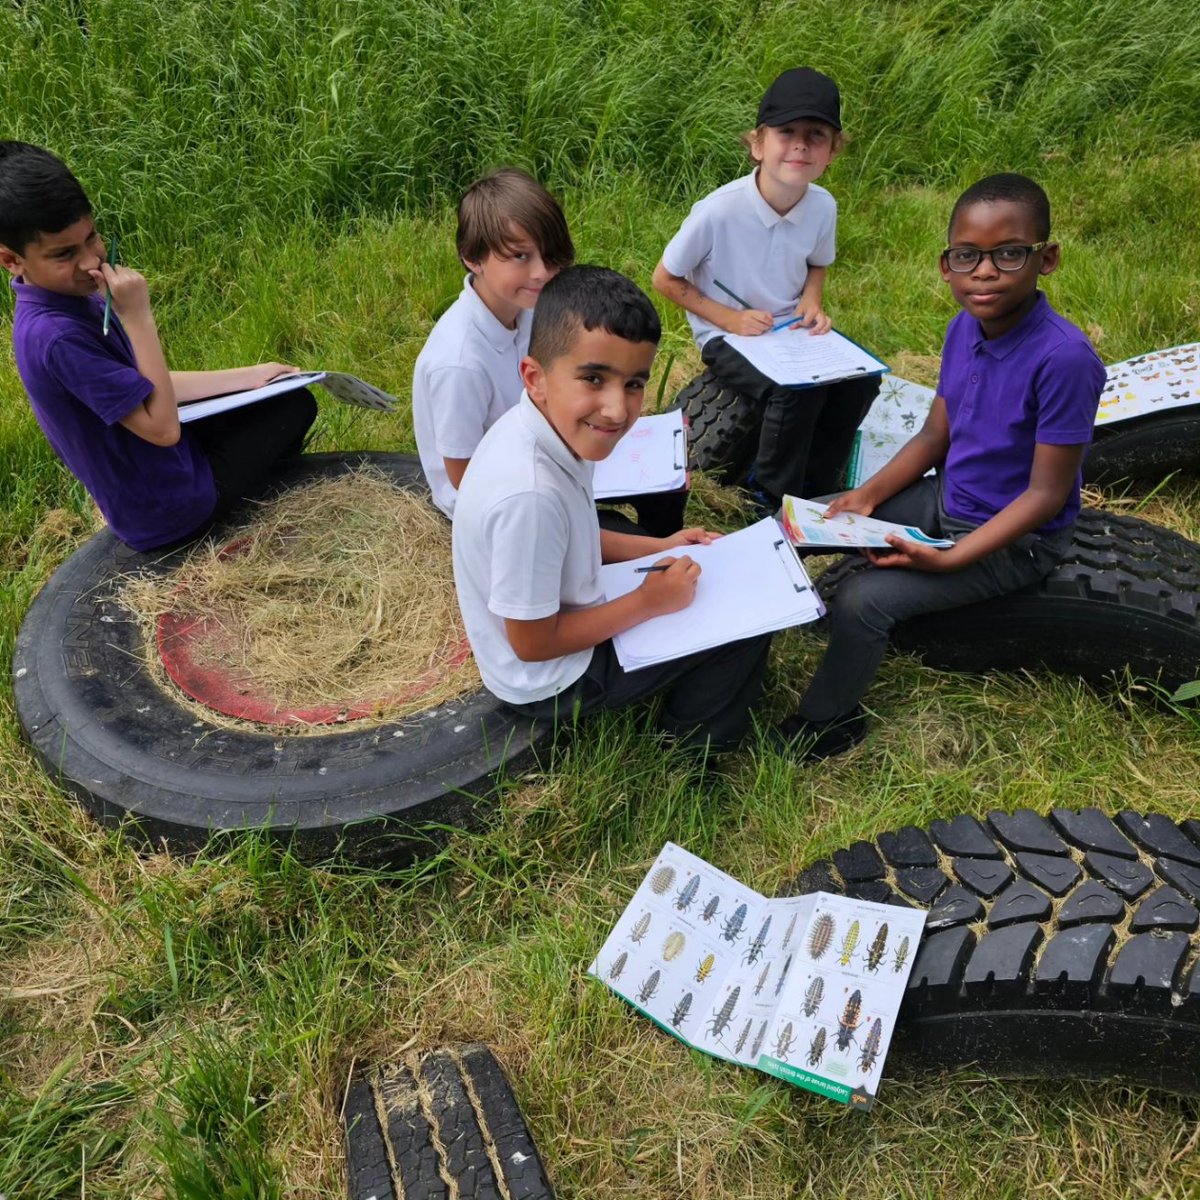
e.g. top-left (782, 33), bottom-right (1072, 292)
top-left (827, 571), bottom-right (901, 640)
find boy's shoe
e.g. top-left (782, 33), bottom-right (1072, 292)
top-left (771, 706), bottom-right (867, 761)
top-left (742, 484), bottom-right (781, 520)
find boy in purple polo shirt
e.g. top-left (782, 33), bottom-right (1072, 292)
top-left (780, 172), bottom-right (1106, 759)
top-left (0, 142), bottom-right (316, 552)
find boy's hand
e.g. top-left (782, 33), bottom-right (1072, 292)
top-left (638, 555), bottom-right (701, 615)
top-left (660, 527), bottom-right (720, 549)
top-left (867, 537), bottom-right (959, 572)
top-left (824, 488), bottom-right (876, 518)
top-left (725, 309), bottom-right (774, 337)
top-left (90, 263), bottom-right (153, 324)
top-left (784, 302), bottom-right (832, 335)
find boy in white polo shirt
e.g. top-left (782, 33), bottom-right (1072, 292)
top-left (413, 168), bottom-right (574, 517)
top-left (452, 266), bottom-right (772, 753)
top-left (653, 66), bottom-right (879, 512)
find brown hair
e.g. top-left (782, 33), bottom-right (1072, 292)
top-left (456, 168), bottom-right (575, 270)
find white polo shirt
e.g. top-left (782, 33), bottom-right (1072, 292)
top-left (452, 393), bottom-right (601, 704)
top-left (412, 275), bottom-right (533, 516)
top-left (661, 170), bottom-right (837, 349)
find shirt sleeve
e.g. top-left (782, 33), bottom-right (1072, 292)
top-left (483, 490), bottom-right (570, 621)
top-left (45, 331), bottom-right (153, 426)
top-left (426, 365), bottom-right (496, 460)
top-left (1032, 339), bottom-right (1107, 444)
top-left (661, 204), bottom-right (713, 280)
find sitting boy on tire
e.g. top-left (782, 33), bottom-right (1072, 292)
top-left (779, 173), bottom-right (1107, 760)
top-left (652, 66), bottom-right (879, 511)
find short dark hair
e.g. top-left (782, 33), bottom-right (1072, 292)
top-left (456, 167), bottom-right (575, 270)
top-left (529, 266), bottom-right (662, 365)
top-left (949, 173), bottom-right (1051, 242)
top-left (0, 142), bottom-right (92, 254)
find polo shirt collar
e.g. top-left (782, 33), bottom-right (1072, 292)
top-left (971, 291), bottom-right (1050, 360)
top-left (744, 170), bottom-right (811, 229)
top-left (461, 274), bottom-right (527, 353)
top-left (517, 391), bottom-right (594, 485)
top-left (11, 277), bottom-right (98, 318)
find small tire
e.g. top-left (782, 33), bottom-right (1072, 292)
top-left (1085, 409), bottom-right (1200, 484)
top-left (816, 508), bottom-right (1200, 692)
top-left (673, 370), bottom-right (760, 483)
top-left (783, 808), bottom-right (1200, 1094)
top-left (12, 453), bottom-right (547, 866)
top-left (343, 1044), bottom-right (555, 1200)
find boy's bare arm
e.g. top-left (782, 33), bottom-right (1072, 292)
top-left (651, 260), bottom-right (772, 337)
top-left (443, 458), bottom-right (470, 489)
top-left (827, 396), bottom-right (951, 516)
top-left (504, 557), bottom-right (700, 662)
top-left (873, 441), bottom-right (1085, 573)
top-left (171, 363), bottom-right (299, 403)
top-left (599, 525), bottom-right (716, 565)
top-left (787, 265), bottom-right (832, 334)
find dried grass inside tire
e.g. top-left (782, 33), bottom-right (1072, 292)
top-left (815, 508), bottom-right (1200, 693)
top-left (784, 808), bottom-right (1200, 1094)
top-left (343, 1043), bottom-right (555, 1200)
top-left (12, 453), bottom-right (546, 866)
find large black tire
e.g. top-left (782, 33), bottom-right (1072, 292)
top-left (343, 1044), bottom-right (555, 1200)
top-left (674, 370), bottom-right (759, 483)
top-left (784, 808), bottom-right (1200, 1094)
top-left (1085, 408), bottom-right (1200, 484)
top-left (11, 453), bottom-right (547, 866)
top-left (816, 508), bottom-right (1200, 692)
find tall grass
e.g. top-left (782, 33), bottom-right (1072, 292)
top-left (1, 1), bottom-right (1200, 1197)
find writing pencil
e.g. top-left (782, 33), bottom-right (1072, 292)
top-left (102, 234), bottom-right (119, 337)
top-left (634, 564), bottom-right (671, 574)
top-left (712, 278), bottom-right (752, 310)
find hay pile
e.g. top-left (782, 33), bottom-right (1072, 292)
top-left (125, 467), bottom-right (480, 725)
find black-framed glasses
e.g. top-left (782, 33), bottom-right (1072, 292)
top-left (942, 243), bottom-right (1049, 273)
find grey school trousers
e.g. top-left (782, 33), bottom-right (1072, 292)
top-left (797, 475), bottom-right (1076, 722)
top-left (508, 633), bottom-right (773, 754)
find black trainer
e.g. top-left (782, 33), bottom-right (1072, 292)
top-left (771, 706), bottom-right (867, 761)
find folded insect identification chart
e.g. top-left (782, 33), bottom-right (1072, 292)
top-left (588, 843), bottom-right (926, 1111)
top-left (722, 327), bottom-right (887, 389)
top-left (780, 496), bottom-right (953, 550)
top-left (180, 371), bottom-right (398, 423)
top-left (593, 410), bottom-right (688, 499)
top-left (843, 375), bottom-right (937, 489)
top-left (1095, 341), bottom-right (1200, 426)
top-left (599, 518), bottom-right (823, 671)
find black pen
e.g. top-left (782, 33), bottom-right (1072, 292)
top-left (634, 564), bottom-right (671, 574)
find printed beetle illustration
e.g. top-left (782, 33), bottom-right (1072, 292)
top-left (754, 962), bottom-right (771, 996)
top-left (701, 894), bottom-right (721, 924)
top-left (774, 953), bottom-right (794, 997)
top-left (735, 1018), bottom-right (754, 1055)
top-left (750, 1020), bottom-right (768, 1060)
top-left (608, 951), bottom-right (628, 981)
top-left (835, 989), bottom-right (864, 1051)
top-left (670, 991), bottom-right (694, 1030)
top-left (892, 935), bottom-right (911, 974)
top-left (721, 902), bottom-right (748, 944)
top-left (772, 1021), bottom-right (796, 1061)
top-left (649, 866), bottom-right (676, 895)
top-left (706, 986), bottom-right (741, 1039)
top-left (695, 953), bottom-right (716, 984)
top-left (742, 915), bottom-right (772, 965)
top-left (637, 969), bottom-right (661, 1004)
top-left (802, 975), bottom-right (824, 1018)
top-left (807, 911), bottom-right (835, 960)
top-left (858, 1018), bottom-right (883, 1074)
top-left (838, 920), bottom-right (861, 967)
top-left (807, 1026), bottom-right (827, 1067)
top-left (662, 931), bottom-right (686, 962)
top-left (675, 874), bottom-right (700, 912)
top-left (781, 910), bottom-right (799, 952)
top-left (629, 912), bottom-right (651, 944)
top-left (864, 922), bottom-right (888, 973)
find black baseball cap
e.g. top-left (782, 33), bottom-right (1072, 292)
top-left (757, 67), bottom-right (841, 131)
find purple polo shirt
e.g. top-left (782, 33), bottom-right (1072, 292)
top-left (938, 291), bottom-right (1105, 534)
top-left (11, 279), bottom-right (216, 550)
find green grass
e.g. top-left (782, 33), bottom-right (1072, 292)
top-left (2, 1), bottom-right (1200, 1196)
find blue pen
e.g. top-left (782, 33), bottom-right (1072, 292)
top-left (771, 313), bottom-right (813, 333)
top-left (102, 234), bottom-right (119, 337)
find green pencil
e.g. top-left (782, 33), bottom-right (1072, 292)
top-left (102, 234), bottom-right (119, 336)
top-left (712, 278), bottom-right (752, 310)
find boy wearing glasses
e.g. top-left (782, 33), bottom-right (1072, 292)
top-left (778, 172), bottom-right (1106, 759)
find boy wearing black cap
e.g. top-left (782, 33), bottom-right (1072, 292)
top-left (653, 66), bottom-right (878, 511)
